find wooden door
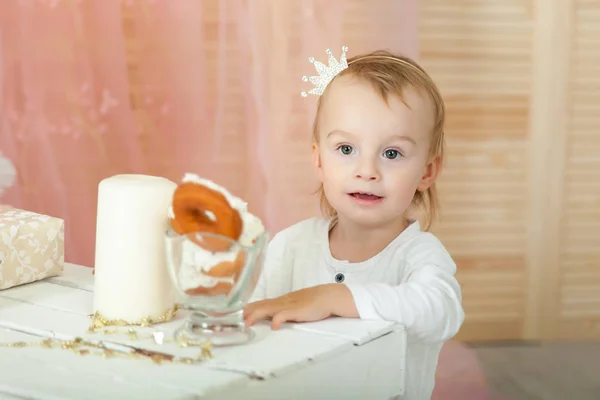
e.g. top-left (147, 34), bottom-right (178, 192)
top-left (419, 0), bottom-right (600, 341)
top-left (553, 0), bottom-right (600, 340)
top-left (419, 1), bottom-right (534, 341)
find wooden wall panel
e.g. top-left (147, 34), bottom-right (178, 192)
top-left (420, 0), bottom-right (600, 341)
top-left (418, 1), bottom-right (534, 341)
top-left (558, 0), bottom-right (600, 340)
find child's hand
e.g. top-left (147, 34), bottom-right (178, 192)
top-left (244, 284), bottom-right (358, 330)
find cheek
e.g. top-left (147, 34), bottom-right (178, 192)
top-left (381, 160), bottom-right (425, 189)
top-left (320, 150), bottom-right (338, 170)
top-left (321, 153), bottom-right (354, 180)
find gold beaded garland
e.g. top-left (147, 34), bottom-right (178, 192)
top-left (0, 304), bottom-right (213, 363)
top-left (87, 304), bottom-right (180, 333)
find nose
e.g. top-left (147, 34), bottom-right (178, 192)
top-left (354, 156), bottom-right (380, 181)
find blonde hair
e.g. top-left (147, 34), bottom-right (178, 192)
top-left (312, 50), bottom-right (445, 231)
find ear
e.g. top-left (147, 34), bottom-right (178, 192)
top-left (312, 142), bottom-right (323, 177)
top-left (417, 156), bottom-right (441, 192)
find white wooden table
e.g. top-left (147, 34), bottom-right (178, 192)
top-left (0, 264), bottom-right (406, 400)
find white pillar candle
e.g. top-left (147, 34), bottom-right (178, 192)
top-left (93, 174), bottom-right (177, 322)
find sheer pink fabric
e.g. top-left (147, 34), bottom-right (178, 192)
top-left (0, 0), bottom-right (418, 267)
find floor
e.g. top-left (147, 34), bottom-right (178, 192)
top-left (471, 341), bottom-right (600, 400)
top-left (431, 340), bottom-right (600, 400)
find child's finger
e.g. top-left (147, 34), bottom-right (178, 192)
top-left (271, 309), bottom-right (297, 330)
top-left (243, 309), bottom-right (259, 326)
top-left (243, 299), bottom-right (272, 320)
top-left (245, 302), bottom-right (279, 326)
top-left (243, 302), bottom-right (258, 318)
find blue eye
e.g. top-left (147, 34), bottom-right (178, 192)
top-left (338, 145), bottom-right (354, 155)
top-left (384, 149), bottom-right (402, 159)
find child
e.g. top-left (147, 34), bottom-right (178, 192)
top-left (244, 46), bottom-right (465, 400)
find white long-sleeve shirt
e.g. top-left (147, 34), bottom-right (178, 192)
top-left (251, 217), bottom-right (465, 400)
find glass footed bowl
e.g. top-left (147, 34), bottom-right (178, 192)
top-left (164, 228), bottom-right (268, 346)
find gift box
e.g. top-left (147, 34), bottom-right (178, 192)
top-left (0, 206), bottom-right (64, 290)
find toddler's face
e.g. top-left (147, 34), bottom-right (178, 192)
top-left (313, 74), bottom-right (438, 227)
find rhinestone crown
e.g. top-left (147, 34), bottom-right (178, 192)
top-left (301, 46), bottom-right (349, 97)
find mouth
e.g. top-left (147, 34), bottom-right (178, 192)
top-left (348, 192), bottom-right (384, 201)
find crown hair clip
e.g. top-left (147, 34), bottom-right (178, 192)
top-left (301, 46), bottom-right (349, 97)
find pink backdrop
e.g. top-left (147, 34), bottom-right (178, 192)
top-left (0, 0), bottom-right (418, 267)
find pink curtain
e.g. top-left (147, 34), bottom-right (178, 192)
top-left (0, 0), bottom-right (418, 267)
